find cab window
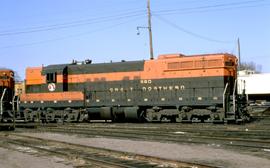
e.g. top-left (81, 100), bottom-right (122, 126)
top-left (225, 61), bottom-right (234, 66)
top-left (0, 75), bottom-right (8, 79)
top-left (46, 73), bottom-right (56, 83)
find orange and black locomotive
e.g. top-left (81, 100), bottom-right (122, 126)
top-left (0, 69), bottom-right (15, 122)
top-left (20, 53), bottom-right (249, 123)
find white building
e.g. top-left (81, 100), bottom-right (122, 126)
top-left (238, 70), bottom-right (270, 101)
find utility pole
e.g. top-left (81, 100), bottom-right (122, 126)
top-left (147, 0), bottom-right (154, 60)
top-left (137, 0), bottom-right (154, 60)
top-left (237, 38), bottom-right (241, 70)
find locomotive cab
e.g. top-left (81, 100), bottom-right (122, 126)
top-left (42, 65), bottom-right (68, 92)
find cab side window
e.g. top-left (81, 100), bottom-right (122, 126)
top-left (0, 75), bottom-right (8, 79)
top-left (46, 73), bottom-right (56, 83)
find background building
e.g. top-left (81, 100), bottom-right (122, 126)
top-left (238, 70), bottom-right (270, 102)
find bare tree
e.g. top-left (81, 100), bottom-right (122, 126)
top-left (14, 71), bottom-right (22, 82)
top-left (239, 61), bottom-right (262, 73)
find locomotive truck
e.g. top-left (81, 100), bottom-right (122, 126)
top-left (19, 53), bottom-right (249, 123)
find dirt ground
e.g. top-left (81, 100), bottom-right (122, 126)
top-left (0, 147), bottom-right (72, 168)
top-left (16, 132), bottom-right (270, 168)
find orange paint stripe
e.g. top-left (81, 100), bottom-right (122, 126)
top-left (20, 91), bottom-right (84, 101)
top-left (65, 68), bottom-right (235, 83)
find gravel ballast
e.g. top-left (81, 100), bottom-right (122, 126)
top-left (19, 132), bottom-right (270, 168)
top-left (0, 147), bottom-right (72, 168)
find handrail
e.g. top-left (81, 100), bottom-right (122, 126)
top-left (0, 88), bottom-right (7, 115)
top-left (223, 83), bottom-right (229, 112)
top-left (233, 79), bottom-right (237, 113)
top-left (12, 94), bottom-right (16, 112)
top-left (16, 96), bottom-right (20, 113)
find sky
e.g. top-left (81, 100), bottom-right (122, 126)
top-left (0, 0), bottom-right (269, 79)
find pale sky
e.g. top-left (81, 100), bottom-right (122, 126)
top-left (0, 0), bottom-right (269, 79)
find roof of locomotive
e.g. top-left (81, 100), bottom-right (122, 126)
top-left (41, 53), bottom-right (236, 75)
top-left (0, 68), bottom-right (13, 72)
top-left (0, 69), bottom-right (14, 77)
top-left (42, 60), bottom-right (145, 75)
top-left (157, 53), bottom-right (236, 59)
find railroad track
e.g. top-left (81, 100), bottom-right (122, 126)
top-left (0, 133), bottom-right (214, 168)
top-left (27, 123), bottom-right (270, 159)
top-left (38, 123), bottom-right (270, 141)
top-left (41, 126), bottom-right (270, 144)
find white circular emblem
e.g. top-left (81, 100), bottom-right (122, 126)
top-left (48, 83), bottom-right (56, 92)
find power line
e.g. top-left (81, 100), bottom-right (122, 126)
top-left (1, 1), bottom-right (267, 37)
top-left (156, 3), bottom-right (270, 16)
top-left (154, 0), bottom-right (267, 13)
top-left (153, 0), bottom-right (269, 15)
top-left (0, 10), bottom-right (145, 37)
top-left (153, 14), bottom-right (234, 43)
top-left (152, 0), bottom-right (225, 8)
top-left (0, 16), bottom-right (144, 50)
top-left (0, 9), bottom-right (145, 33)
top-left (0, 0), bottom-right (144, 23)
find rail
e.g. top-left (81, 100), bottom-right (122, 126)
top-left (0, 134), bottom-right (213, 168)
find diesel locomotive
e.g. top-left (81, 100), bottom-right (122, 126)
top-left (0, 69), bottom-right (15, 122)
top-left (19, 53), bottom-right (249, 123)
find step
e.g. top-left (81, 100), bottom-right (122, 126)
top-left (224, 118), bottom-right (235, 121)
top-left (226, 112), bottom-right (236, 115)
